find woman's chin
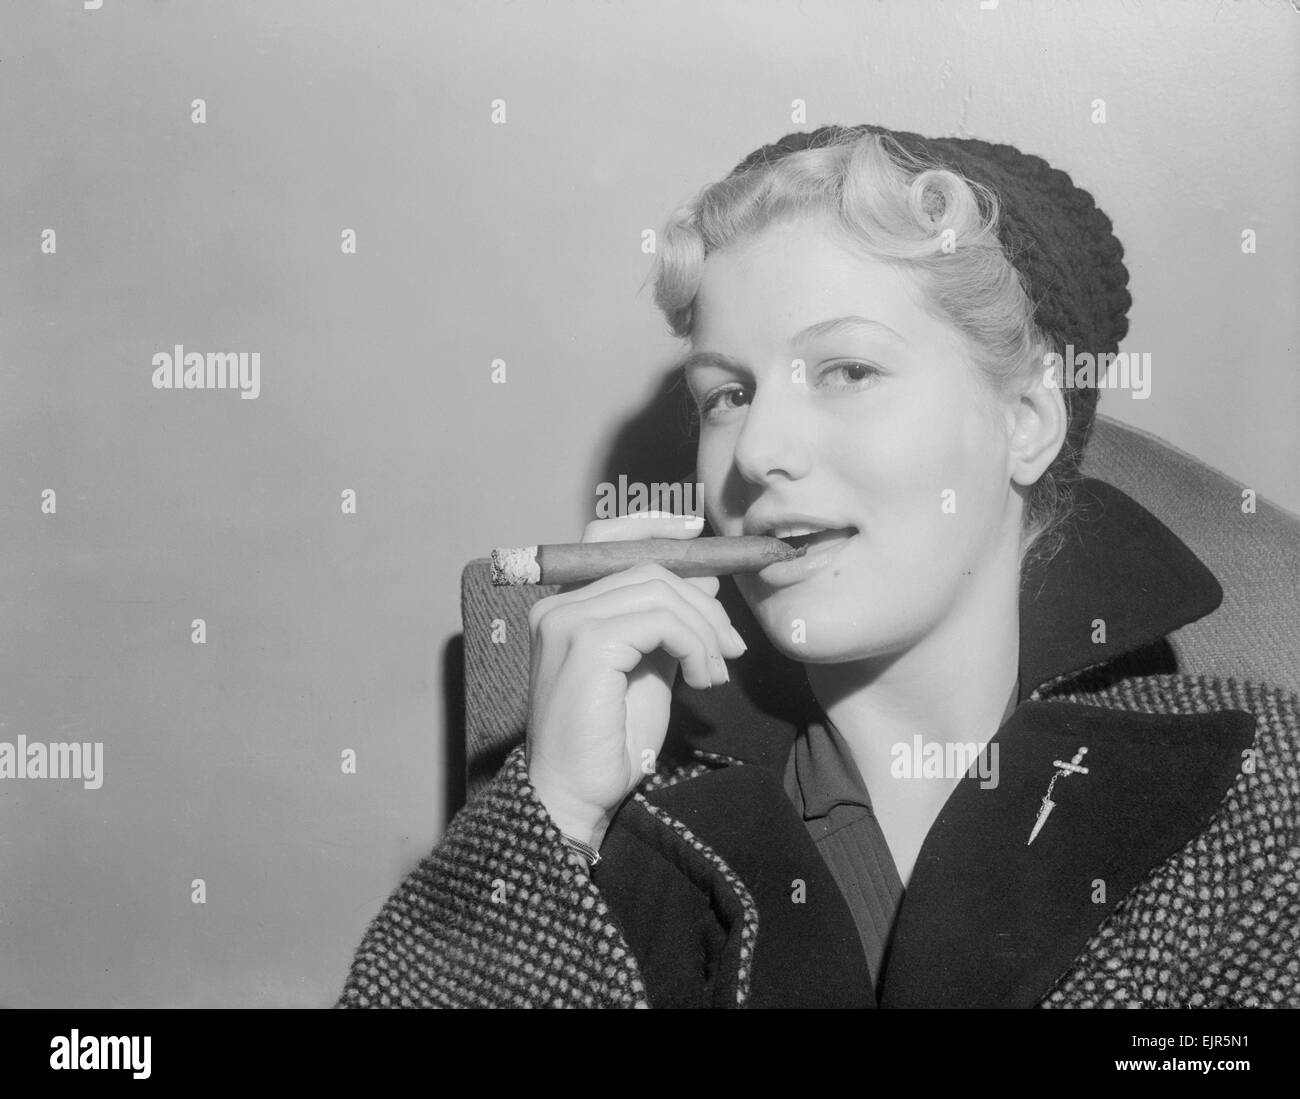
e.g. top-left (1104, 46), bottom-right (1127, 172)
top-left (750, 616), bottom-right (884, 665)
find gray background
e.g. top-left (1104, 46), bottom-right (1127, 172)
top-left (1, 0), bottom-right (1296, 1006)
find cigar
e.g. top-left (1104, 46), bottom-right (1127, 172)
top-left (489, 535), bottom-right (806, 586)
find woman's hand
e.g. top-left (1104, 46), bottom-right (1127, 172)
top-left (525, 513), bottom-right (747, 852)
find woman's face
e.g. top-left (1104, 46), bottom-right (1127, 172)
top-left (684, 213), bottom-right (1025, 664)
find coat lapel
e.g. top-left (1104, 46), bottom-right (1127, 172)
top-left (1013, 477), bottom-right (1224, 697)
top-left (594, 759), bottom-right (875, 1007)
top-left (877, 699), bottom-right (1256, 1007)
top-left (639, 765), bottom-right (875, 1008)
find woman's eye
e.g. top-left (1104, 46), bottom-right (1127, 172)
top-left (699, 384), bottom-right (751, 421)
top-left (696, 364), bottom-right (877, 421)
top-left (818, 361), bottom-right (881, 388)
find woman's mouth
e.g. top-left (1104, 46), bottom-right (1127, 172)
top-left (756, 526), bottom-right (858, 586)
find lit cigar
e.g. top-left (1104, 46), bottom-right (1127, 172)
top-left (490, 535), bottom-right (805, 586)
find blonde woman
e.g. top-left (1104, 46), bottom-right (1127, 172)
top-left (339, 125), bottom-right (1298, 1008)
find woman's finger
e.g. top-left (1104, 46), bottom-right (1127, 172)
top-left (540, 574), bottom-right (738, 676)
top-left (571, 608), bottom-right (723, 691)
top-left (581, 511), bottom-right (705, 544)
top-left (540, 563), bottom-right (744, 657)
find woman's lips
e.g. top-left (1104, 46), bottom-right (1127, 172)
top-left (756, 527), bottom-right (858, 586)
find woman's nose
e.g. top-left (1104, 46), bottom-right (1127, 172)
top-left (731, 378), bottom-right (813, 486)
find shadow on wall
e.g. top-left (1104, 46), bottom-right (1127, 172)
top-left (592, 366), bottom-right (700, 501)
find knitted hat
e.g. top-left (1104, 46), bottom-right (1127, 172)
top-left (728, 124), bottom-right (1133, 454)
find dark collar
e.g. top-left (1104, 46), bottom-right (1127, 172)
top-left (666, 477), bottom-right (1226, 770)
top-left (655, 477), bottom-right (1255, 1006)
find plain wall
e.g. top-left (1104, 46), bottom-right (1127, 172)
top-left (1, 0), bottom-right (1296, 1006)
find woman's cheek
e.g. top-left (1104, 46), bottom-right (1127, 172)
top-left (899, 418), bottom-right (1002, 558)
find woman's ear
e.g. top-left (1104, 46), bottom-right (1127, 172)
top-left (1006, 364), bottom-right (1068, 487)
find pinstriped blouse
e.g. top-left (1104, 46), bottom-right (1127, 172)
top-left (782, 718), bottom-right (905, 997)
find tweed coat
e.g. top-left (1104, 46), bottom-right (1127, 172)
top-left (337, 480), bottom-right (1300, 1008)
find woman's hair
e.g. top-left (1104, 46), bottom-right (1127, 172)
top-left (651, 130), bottom-right (1092, 570)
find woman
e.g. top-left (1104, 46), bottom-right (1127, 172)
top-left (338, 124), bottom-right (1299, 1008)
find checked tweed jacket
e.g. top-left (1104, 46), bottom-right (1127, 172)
top-left (337, 481), bottom-right (1300, 1008)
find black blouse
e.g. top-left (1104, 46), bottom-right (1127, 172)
top-left (783, 718), bottom-right (904, 996)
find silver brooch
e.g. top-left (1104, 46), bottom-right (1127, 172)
top-left (1027, 746), bottom-right (1090, 846)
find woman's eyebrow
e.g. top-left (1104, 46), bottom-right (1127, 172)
top-left (796, 314), bottom-right (907, 344)
top-left (676, 314), bottom-right (906, 375)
